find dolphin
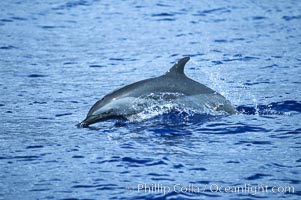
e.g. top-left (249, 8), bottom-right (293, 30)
top-left (78, 57), bottom-right (235, 128)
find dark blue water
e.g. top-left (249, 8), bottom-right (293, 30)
top-left (1, 0), bottom-right (300, 199)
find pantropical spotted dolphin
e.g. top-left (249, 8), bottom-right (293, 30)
top-left (78, 57), bottom-right (235, 128)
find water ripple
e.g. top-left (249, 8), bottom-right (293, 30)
top-left (237, 101), bottom-right (301, 115)
top-left (1, 0), bottom-right (300, 200)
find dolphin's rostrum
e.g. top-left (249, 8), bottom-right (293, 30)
top-left (78, 57), bottom-right (235, 128)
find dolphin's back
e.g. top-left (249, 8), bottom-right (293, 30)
top-left (87, 75), bottom-right (215, 116)
top-left (87, 57), bottom-right (217, 117)
top-left (108, 74), bottom-right (215, 98)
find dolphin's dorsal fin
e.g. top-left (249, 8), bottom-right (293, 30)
top-left (165, 57), bottom-right (190, 76)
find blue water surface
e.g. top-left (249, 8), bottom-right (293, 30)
top-left (0, 0), bottom-right (301, 199)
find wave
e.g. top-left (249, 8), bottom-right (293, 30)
top-left (122, 100), bottom-right (301, 128)
top-left (236, 100), bottom-right (301, 115)
top-left (123, 93), bottom-right (233, 123)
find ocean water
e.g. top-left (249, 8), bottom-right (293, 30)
top-left (0, 0), bottom-right (301, 199)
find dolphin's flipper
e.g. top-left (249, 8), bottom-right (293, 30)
top-left (166, 57), bottom-right (190, 75)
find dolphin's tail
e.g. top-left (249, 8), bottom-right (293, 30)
top-left (215, 100), bottom-right (237, 115)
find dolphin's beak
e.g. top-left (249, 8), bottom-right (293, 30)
top-left (77, 121), bottom-right (88, 128)
top-left (77, 115), bottom-right (101, 128)
top-left (77, 112), bottom-right (127, 128)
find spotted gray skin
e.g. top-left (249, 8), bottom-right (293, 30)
top-left (78, 57), bottom-right (235, 128)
